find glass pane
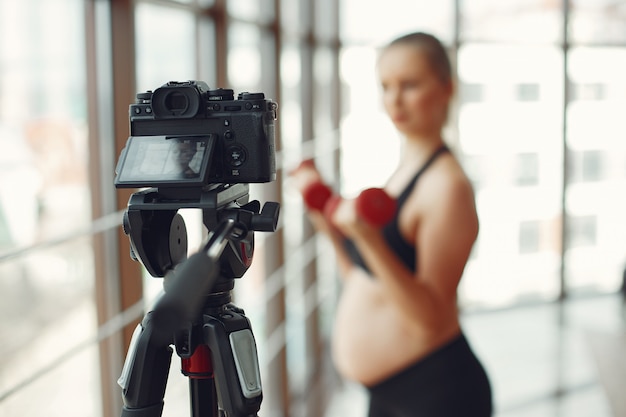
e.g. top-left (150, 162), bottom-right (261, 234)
top-left (228, 0), bottom-right (260, 20)
top-left (315, 0), bottom-right (338, 40)
top-left (227, 23), bottom-right (262, 93)
top-left (570, 0), bottom-right (626, 44)
top-left (280, 41), bottom-right (303, 152)
top-left (564, 47), bottom-right (626, 293)
top-left (457, 44), bottom-right (564, 307)
top-left (227, 0), bottom-right (274, 23)
top-left (339, 46), bottom-right (400, 195)
top-left (460, 0), bottom-right (562, 43)
top-left (0, 0), bottom-right (100, 414)
top-left (340, 0), bottom-right (455, 46)
top-left (313, 46), bottom-right (335, 136)
top-left (135, 3), bottom-right (196, 93)
top-left (280, 0), bottom-right (303, 34)
top-left (197, 18), bottom-right (217, 87)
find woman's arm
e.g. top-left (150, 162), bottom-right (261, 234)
top-left (332, 169), bottom-right (478, 328)
top-left (289, 164), bottom-right (356, 278)
top-left (307, 210), bottom-right (356, 278)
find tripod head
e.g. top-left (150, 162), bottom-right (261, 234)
top-left (121, 182), bottom-right (280, 338)
top-left (123, 183), bottom-right (278, 278)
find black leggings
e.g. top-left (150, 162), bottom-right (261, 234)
top-left (367, 334), bottom-right (492, 417)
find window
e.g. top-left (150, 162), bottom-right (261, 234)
top-left (519, 220), bottom-right (541, 253)
top-left (570, 0), bottom-right (626, 44)
top-left (516, 83), bottom-right (540, 101)
top-left (340, 0), bottom-right (455, 44)
top-left (565, 46), bottom-right (626, 293)
top-left (461, 83), bottom-right (484, 103)
top-left (135, 3), bottom-right (197, 92)
top-left (572, 83), bottom-right (606, 101)
top-left (567, 215), bottom-right (597, 248)
top-left (514, 152), bottom-right (539, 186)
top-left (1, 1), bottom-right (624, 416)
top-left (457, 43), bottom-right (563, 305)
top-left (460, 0), bottom-right (563, 43)
top-left (569, 150), bottom-right (604, 183)
top-left (0, 0), bottom-right (99, 415)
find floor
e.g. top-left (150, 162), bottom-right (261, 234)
top-left (1, 291), bottom-right (623, 417)
top-left (324, 294), bottom-right (626, 417)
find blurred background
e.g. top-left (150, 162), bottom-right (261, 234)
top-left (0, 0), bottom-right (625, 416)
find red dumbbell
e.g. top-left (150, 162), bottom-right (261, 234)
top-left (302, 180), bottom-right (396, 227)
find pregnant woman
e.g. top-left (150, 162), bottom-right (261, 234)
top-left (292, 32), bottom-right (492, 417)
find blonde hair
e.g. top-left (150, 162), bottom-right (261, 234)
top-left (384, 32), bottom-right (452, 85)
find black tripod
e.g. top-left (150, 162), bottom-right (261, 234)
top-left (116, 184), bottom-right (279, 417)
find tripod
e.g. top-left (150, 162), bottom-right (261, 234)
top-left (116, 184), bottom-right (279, 417)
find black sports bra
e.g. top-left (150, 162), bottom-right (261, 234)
top-left (343, 145), bottom-right (449, 274)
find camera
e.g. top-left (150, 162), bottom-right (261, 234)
top-left (114, 81), bottom-right (277, 190)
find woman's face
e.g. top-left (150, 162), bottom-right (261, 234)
top-left (377, 45), bottom-right (452, 139)
top-left (173, 142), bottom-right (197, 166)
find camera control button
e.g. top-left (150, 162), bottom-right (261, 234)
top-left (224, 130), bottom-right (234, 140)
top-left (238, 92), bottom-right (265, 100)
top-left (227, 145), bottom-right (246, 167)
top-left (136, 91), bottom-right (152, 101)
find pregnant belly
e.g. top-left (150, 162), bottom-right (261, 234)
top-left (331, 271), bottom-right (420, 385)
top-left (331, 269), bottom-right (460, 385)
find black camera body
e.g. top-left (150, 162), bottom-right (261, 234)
top-left (114, 81), bottom-right (277, 191)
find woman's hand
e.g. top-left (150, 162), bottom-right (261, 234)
top-left (288, 160), bottom-right (336, 235)
top-left (328, 197), bottom-right (380, 241)
top-left (290, 159), bottom-right (394, 245)
top-left (288, 160), bottom-right (323, 195)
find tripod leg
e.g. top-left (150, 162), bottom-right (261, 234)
top-left (182, 344), bottom-right (219, 417)
top-left (118, 312), bottom-right (173, 417)
top-left (203, 307), bottom-right (263, 417)
top-left (189, 379), bottom-right (218, 417)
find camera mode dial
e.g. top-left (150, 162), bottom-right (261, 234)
top-left (208, 89), bottom-right (234, 101)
